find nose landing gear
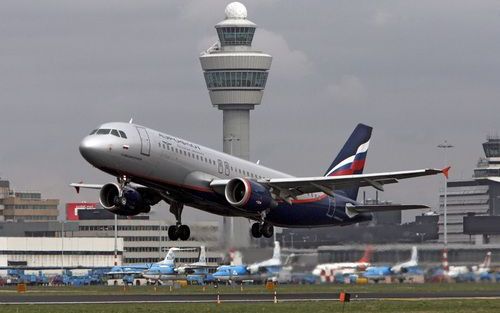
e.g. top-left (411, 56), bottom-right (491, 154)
top-left (168, 202), bottom-right (191, 241)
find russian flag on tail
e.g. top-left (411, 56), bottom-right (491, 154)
top-left (323, 124), bottom-right (372, 200)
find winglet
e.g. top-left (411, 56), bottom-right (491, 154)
top-left (71, 181), bottom-right (83, 194)
top-left (442, 166), bottom-right (451, 179)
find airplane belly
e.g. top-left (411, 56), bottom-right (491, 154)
top-left (266, 199), bottom-right (372, 228)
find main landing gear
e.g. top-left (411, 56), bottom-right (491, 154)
top-left (168, 202), bottom-right (190, 241)
top-left (251, 222), bottom-right (274, 238)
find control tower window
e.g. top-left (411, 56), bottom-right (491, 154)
top-left (217, 27), bottom-right (255, 46)
top-left (96, 129), bottom-right (111, 135)
top-left (204, 71), bottom-right (268, 89)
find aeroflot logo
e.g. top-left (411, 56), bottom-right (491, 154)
top-left (326, 140), bottom-right (370, 176)
top-left (159, 133), bottom-right (201, 150)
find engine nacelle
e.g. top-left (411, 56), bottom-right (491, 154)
top-left (99, 183), bottom-right (155, 216)
top-left (224, 178), bottom-right (275, 212)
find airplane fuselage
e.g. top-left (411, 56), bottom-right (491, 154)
top-left (80, 122), bottom-right (371, 227)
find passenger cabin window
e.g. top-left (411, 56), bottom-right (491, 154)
top-left (111, 129), bottom-right (120, 137)
top-left (118, 130), bottom-right (127, 138)
top-left (96, 129), bottom-right (111, 135)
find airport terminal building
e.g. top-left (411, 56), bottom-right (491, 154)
top-left (438, 136), bottom-right (500, 244)
top-left (0, 237), bottom-right (123, 273)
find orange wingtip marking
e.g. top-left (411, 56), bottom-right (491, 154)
top-left (442, 166), bottom-right (451, 179)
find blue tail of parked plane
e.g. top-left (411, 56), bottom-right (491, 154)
top-left (324, 123), bottom-right (372, 200)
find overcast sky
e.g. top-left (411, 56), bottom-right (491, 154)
top-left (1, 1), bottom-right (499, 223)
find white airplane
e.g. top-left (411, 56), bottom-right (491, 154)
top-left (312, 246), bottom-right (373, 277)
top-left (471, 251), bottom-right (492, 275)
top-left (72, 122), bottom-right (448, 240)
top-left (391, 246), bottom-right (418, 274)
top-left (142, 247), bottom-right (181, 281)
top-left (446, 251), bottom-right (492, 279)
top-left (247, 241), bottom-right (282, 274)
top-left (212, 241), bottom-right (282, 282)
top-left (176, 246), bottom-right (212, 274)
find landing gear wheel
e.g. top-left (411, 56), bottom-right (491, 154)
top-left (261, 223), bottom-right (274, 238)
top-left (178, 225), bottom-right (191, 241)
top-left (168, 225), bottom-right (179, 241)
top-left (251, 223), bottom-right (262, 238)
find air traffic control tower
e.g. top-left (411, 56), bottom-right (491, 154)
top-left (200, 2), bottom-right (272, 248)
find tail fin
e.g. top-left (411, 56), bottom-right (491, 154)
top-left (163, 248), bottom-right (178, 266)
top-left (198, 246), bottom-right (207, 264)
top-left (357, 245), bottom-right (373, 263)
top-left (272, 241), bottom-right (281, 261)
top-left (229, 249), bottom-right (243, 266)
top-left (480, 251), bottom-right (492, 269)
top-left (410, 246), bottom-right (418, 264)
top-left (324, 124), bottom-right (372, 200)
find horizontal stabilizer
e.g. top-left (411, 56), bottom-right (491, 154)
top-left (352, 204), bottom-right (429, 212)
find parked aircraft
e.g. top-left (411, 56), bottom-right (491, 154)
top-left (179, 246), bottom-right (217, 285)
top-left (446, 251), bottom-right (492, 280)
top-left (391, 246), bottom-right (419, 274)
top-left (72, 122), bottom-right (448, 240)
top-left (212, 241), bottom-right (282, 282)
top-left (312, 246), bottom-right (373, 278)
top-left (362, 246), bottom-right (420, 282)
top-left (106, 263), bottom-right (152, 286)
top-left (142, 248), bottom-right (180, 282)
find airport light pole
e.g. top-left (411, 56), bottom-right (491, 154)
top-left (437, 140), bottom-right (453, 248)
top-left (114, 214), bottom-right (118, 266)
top-left (61, 220), bottom-right (65, 273)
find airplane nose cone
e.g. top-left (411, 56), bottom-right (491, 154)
top-left (312, 268), bottom-right (321, 276)
top-left (79, 136), bottom-right (106, 164)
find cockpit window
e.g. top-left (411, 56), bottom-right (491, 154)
top-left (96, 129), bottom-right (111, 135)
top-left (89, 129), bottom-right (97, 135)
top-left (119, 130), bottom-right (127, 138)
top-left (111, 129), bottom-right (120, 137)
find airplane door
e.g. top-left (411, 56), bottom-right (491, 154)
top-left (136, 127), bottom-right (151, 156)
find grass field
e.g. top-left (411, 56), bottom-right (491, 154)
top-left (1, 282), bottom-right (499, 296)
top-left (2, 300), bottom-right (500, 313)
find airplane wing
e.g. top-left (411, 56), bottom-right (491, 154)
top-left (69, 182), bottom-right (149, 193)
top-left (210, 167), bottom-right (449, 199)
top-left (69, 183), bottom-right (103, 193)
top-left (345, 204), bottom-right (429, 218)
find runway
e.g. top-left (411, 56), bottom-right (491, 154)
top-left (1, 291), bottom-right (500, 305)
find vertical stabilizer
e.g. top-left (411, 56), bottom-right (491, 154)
top-left (162, 248), bottom-right (178, 266)
top-left (272, 241), bottom-right (281, 262)
top-left (410, 246), bottom-right (418, 264)
top-left (198, 246), bottom-right (207, 264)
top-left (324, 124), bottom-right (372, 200)
top-left (480, 251), bottom-right (492, 269)
top-left (357, 245), bottom-right (373, 263)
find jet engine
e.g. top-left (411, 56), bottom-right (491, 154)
top-left (99, 183), bottom-right (160, 216)
top-left (224, 178), bottom-right (275, 212)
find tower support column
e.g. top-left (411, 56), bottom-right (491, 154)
top-left (222, 108), bottom-right (250, 160)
